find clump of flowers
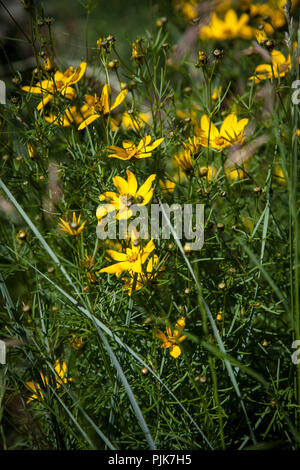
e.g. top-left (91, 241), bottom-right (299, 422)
top-left (249, 49), bottom-right (292, 83)
top-left (22, 62), bottom-right (87, 110)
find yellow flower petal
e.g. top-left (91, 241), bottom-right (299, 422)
top-left (78, 114), bottom-right (100, 130)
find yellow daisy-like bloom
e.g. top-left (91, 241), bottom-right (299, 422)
top-left (78, 84), bottom-right (128, 130)
top-left (159, 179), bottom-right (176, 194)
top-left (22, 62), bottom-right (87, 111)
top-left (195, 114), bottom-right (249, 150)
top-left (200, 9), bottom-right (254, 41)
top-left (25, 360), bottom-right (71, 404)
top-left (122, 254), bottom-right (164, 295)
top-left (249, 49), bottom-right (292, 83)
top-left (44, 103), bottom-right (92, 127)
top-left (110, 111), bottom-right (150, 132)
top-left (99, 237), bottom-right (155, 277)
top-left (107, 136), bottom-right (164, 161)
top-left (174, 149), bottom-right (193, 172)
top-left (58, 212), bottom-right (87, 236)
top-left (97, 169), bottom-right (156, 221)
top-left (155, 317), bottom-right (186, 358)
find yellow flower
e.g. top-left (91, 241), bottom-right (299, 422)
top-left (70, 335), bottom-right (84, 350)
top-left (273, 165), bottom-right (287, 185)
top-left (58, 212), bottom-right (86, 236)
top-left (132, 41), bottom-right (144, 60)
top-left (27, 143), bottom-right (37, 159)
top-left (155, 317), bottom-right (186, 358)
top-left (254, 28), bottom-right (268, 44)
top-left (176, 108), bottom-right (199, 125)
top-left (110, 111), bottom-right (150, 131)
top-left (44, 103), bottom-right (92, 127)
top-left (249, 49), bottom-right (292, 83)
top-left (212, 86), bottom-right (222, 101)
top-left (174, 0), bottom-right (198, 20)
top-left (159, 179), bottom-right (176, 194)
top-left (84, 254), bottom-right (97, 284)
top-left (122, 254), bottom-right (164, 295)
top-left (26, 360), bottom-right (71, 403)
top-left (200, 9), bottom-right (253, 41)
top-left (97, 169), bottom-right (156, 220)
top-left (22, 62), bottom-right (87, 111)
top-left (107, 136), bottom-right (164, 161)
top-left (247, 0), bottom-right (296, 34)
top-left (174, 149), bottom-right (193, 172)
top-left (78, 85), bottom-right (128, 130)
top-left (182, 135), bottom-right (202, 155)
top-left (43, 56), bottom-right (55, 72)
top-left (206, 166), bottom-right (218, 181)
top-left (99, 237), bottom-right (155, 277)
top-left (16, 229), bottom-right (27, 243)
top-left (225, 167), bottom-right (245, 180)
top-left (195, 114), bottom-right (249, 150)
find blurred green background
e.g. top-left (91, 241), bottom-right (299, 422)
top-left (0, 0), bottom-right (180, 77)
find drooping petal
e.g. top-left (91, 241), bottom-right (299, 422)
top-left (101, 84), bottom-right (110, 115)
